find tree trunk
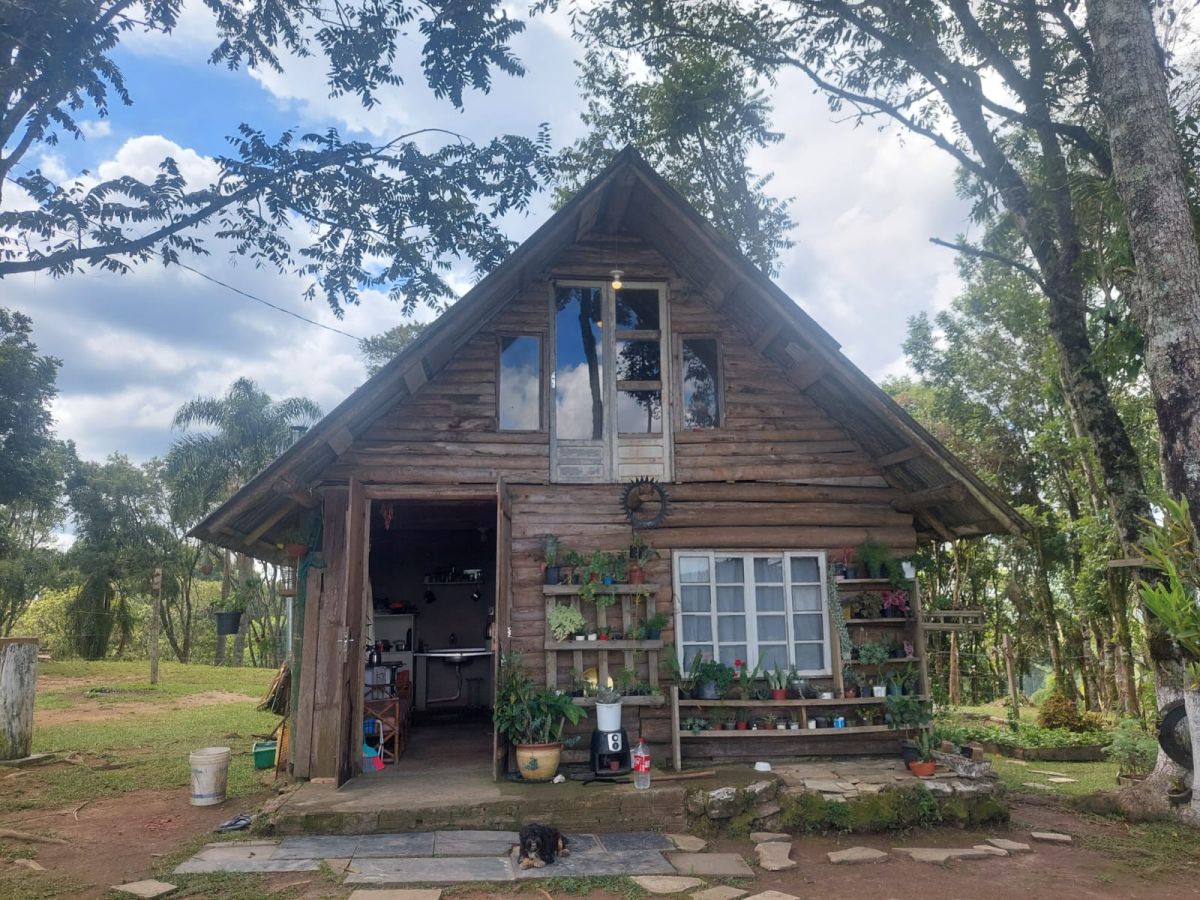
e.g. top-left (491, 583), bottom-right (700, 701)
top-left (216, 549), bottom-right (232, 666)
top-left (0, 638), bottom-right (38, 760)
top-left (1184, 689), bottom-right (1200, 824)
top-left (1090, 0), bottom-right (1200, 796)
top-left (949, 631), bottom-right (961, 706)
top-left (231, 553), bottom-right (253, 667)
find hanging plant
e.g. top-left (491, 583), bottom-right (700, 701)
top-left (826, 556), bottom-right (852, 663)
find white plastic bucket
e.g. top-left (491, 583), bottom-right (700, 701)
top-left (595, 701), bottom-right (622, 733)
top-left (189, 746), bottom-right (232, 806)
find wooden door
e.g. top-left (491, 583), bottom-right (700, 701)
top-left (335, 478), bottom-right (369, 787)
top-left (492, 477), bottom-right (513, 780)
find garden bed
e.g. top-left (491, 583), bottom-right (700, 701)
top-left (936, 719), bottom-right (1109, 762)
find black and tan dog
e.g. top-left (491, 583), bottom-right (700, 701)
top-left (516, 823), bottom-right (570, 869)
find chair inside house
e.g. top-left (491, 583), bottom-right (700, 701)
top-left (363, 670), bottom-right (412, 766)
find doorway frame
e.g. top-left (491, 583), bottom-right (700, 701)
top-left (346, 484), bottom-right (509, 783)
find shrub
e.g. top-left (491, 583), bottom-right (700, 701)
top-left (1037, 693), bottom-right (1083, 731)
top-left (1105, 718), bottom-right (1158, 776)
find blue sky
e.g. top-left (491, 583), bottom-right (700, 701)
top-left (8, 6), bottom-right (973, 465)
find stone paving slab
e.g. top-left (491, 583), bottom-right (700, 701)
top-left (631, 875), bottom-right (706, 894)
top-left (596, 831), bottom-right (674, 852)
top-left (433, 830), bottom-right (518, 856)
top-left (346, 856), bottom-right (514, 884)
top-left (755, 841), bottom-right (795, 871)
top-left (1031, 832), bottom-right (1072, 844)
top-left (355, 833), bottom-right (436, 858)
top-left (668, 833), bottom-right (707, 852)
top-left (744, 892), bottom-right (799, 900)
top-left (667, 851), bottom-right (755, 877)
top-left (986, 838), bottom-right (1032, 854)
top-left (189, 844), bottom-right (278, 863)
top-left (562, 833), bottom-right (602, 853)
top-left (515, 849), bottom-right (675, 879)
top-left (275, 835), bottom-right (360, 859)
top-left (827, 847), bottom-right (888, 865)
top-left (112, 881), bottom-right (177, 899)
top-left (892, 847), bottom-right (993, 863)
top-left (347, 891), bottom-right (442, 900)
top-left (691, 887), bottom-right (748, 900)
top-left (174, 857), bottom-right (321, 875)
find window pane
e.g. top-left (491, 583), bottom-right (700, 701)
top-left (754, 557), bottom-right (784, 583)
top-left (715, 556), bottom-right (744, 583)
top-left (794, 644), bottom-right (823, 671)
top-left (756, 585), bottom-right (785, 612)
top-left (682, 616), bottom-right (712, 643)
top-left (790, 556), bottom-right (820, 583)
top-left (718, 645), bottom-right (747, 666)
top-left (682, 644), bottom-right (713, 664)
top-left (791, 585), bottom-right (822, 611)
top-left (758, 645), bottom-right (788, 670)
top-left (718, 616), bottom-right (746, 642)
top-left (716, 586), bottom-right (745, 612)
top-left (498, 335), bottom-right (540, 430)
top-left (682, 338), bottom-right (721, 428)
top-left (678, 556), bottom-right (710, 583)
top-left (618, 389), bottom-right (662, 433)
top-left (793, 613), bottom-right (823, 641)
top-left (615, 288), bottom-right (659, 330)
top-left (680, 585), bottom-right (711, 613)
top-left (616, 340), bottom-right (661, 381)
top-left (757, 615), bottom-right (787, 641)
top-left (554, 286), bottom-right (604, 440)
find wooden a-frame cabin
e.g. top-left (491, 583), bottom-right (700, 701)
top-left (193, 148), bottom-right (1024, 787)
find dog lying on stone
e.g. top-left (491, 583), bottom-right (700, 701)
top-left (516, 823), bottom-right (569, 869)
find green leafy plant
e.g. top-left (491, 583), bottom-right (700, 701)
top-left (1037, 693), bottom-right (1083, 731)
top-left (596, 684), bottom-right (621, 705)
top-left (494, 653), bottom-right (585, 746)
top-left (884, 695), bottom-right (931, 731)
top-left (629, 532), bottom-right (660, 568)
top-left (682, 716), bottom-right (709, 733)
top-left (695, 658), bottom-right (735, 696)
top-left (634, 610), bottom-right (669, 639)
top-left (1106, 717), bottom-right (1158, 776)
top-left (1138, 496), bottom-right (1200, 683)
top-left (857, 640), bottom-right (890, 666)
top-left (766, 666), bottom-right (788, 691)
top-left (541, 534), bottom-right (560, 567)
top-left (734, 660), bottom-right (763, 699)
top-left (855, 538), bottom-right (892, 578)
top-left (548, 604), bottom-right (586, 641)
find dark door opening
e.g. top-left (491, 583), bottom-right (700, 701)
top-left (364, 498), bottom-right (497, 774)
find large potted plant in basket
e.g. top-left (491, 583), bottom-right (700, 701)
top-left (494, 654), bottom-right (585, 782)
top-left (212, 577), bottom-right (254, 636)
top-left (694, 659), bottom-right (735, 700)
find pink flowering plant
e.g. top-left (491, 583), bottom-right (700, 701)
top-left (881, 589), bottom-right (910, 617)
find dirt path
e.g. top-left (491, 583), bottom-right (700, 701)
top-left (2, 788), bottom-right (272, 898)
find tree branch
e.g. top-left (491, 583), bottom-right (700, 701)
top-left (930, 236), bottom-right (1048, 291)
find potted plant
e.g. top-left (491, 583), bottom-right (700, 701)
top-left (574, 630), bottom-right (587, 642)
top-left (549, 604), bottom-right (586, 642)
top-left (908, 733), bottom-right (936, 777)
top-left (595, 684), bottom-right (622, 732)
top-left (843, 668), bottom-right (862, 699)
top-left (830, 547), bottom-right (857, 579)
top-left (628, 534), bottom-right (660, 584)
top-left (766, 666), bottom-right (788, 700)
top-left (763, 712), bottom-right (780, 730)
top-left (561, 550), bottom-right (583, 585)
top-left (788, 717), bottom-right (801, 731)
top-left (212, 579), bottom-right (253, 635)
top-left (855, 538), bottom-right (892, 579)
top-left (885, 694), bottom-right (932, 764)
top-left (735, 708), bottom-right (750, 730)
top-left (857, 640), bottom-right (890, 667)
top-left (734, 659), bottom-right (762, 700)
top-left (494, 654), bottom-right (585, 782)
top-left (1106, 718), bottom-right (1158, 786)
top-left (636, 611), bottom-right (669, 641)
top-left (541, 535), bottom-right (562, 586)
top-left (881, 588), bottom-right (909, 618)
top-left (683, 716), bottom-right (709, 733)
top-left (695, 659), bottom-right (734, 700)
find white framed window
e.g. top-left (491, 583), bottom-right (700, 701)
top-left (673, 551), bottom-right (830, 675)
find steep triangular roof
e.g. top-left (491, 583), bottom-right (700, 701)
top-left (192, 147), bottom-right (1026, 558)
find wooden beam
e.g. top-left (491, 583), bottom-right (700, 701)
top-left (244, 504), bottom-right (293, 546)
top-left (753, 321), bottom-right (784, 353)
top-left (273, 477), bottom-right (319, 509)
top-left (326, 426), bottom-right (354, 457)
top-left (875, 446), bottom-right (922, 467)
top-left (892, 483), bottom-right (968, 511)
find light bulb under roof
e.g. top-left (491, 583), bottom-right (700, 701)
top-left (610, 268), bottom-right (623, 291)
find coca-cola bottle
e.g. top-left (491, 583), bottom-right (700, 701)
top-left (632, 737), bottom-right (651, 790)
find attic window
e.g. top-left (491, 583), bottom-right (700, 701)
top-left (681, 338), bottom-right (721, 428)
top-left (498, 335), bottom-right (541, 431)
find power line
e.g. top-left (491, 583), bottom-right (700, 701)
top-left (176, 262), bottom-right (363, 342)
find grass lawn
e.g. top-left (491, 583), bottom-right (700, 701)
top-left (3, 660), bottom-right (279, 816)
top-left (992, 757), bottom-right (1120, 797)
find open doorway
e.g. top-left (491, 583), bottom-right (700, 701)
top-left (364, 498), bottom-right (497, 775)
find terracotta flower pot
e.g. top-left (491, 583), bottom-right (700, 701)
top-left (735, 721), bottom-right (749, 731)
top-left (628, 566), bottom-right (646, 584)
top-left (770, 689), bottom-right (787, 700)
top-left (515, 742), bottom-right (563, 782)
top-left (285, 543), bottom-right (308, 559)
top-left (907, 760), bottom-right (936, 777)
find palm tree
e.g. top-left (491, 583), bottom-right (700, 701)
top-left (166, 378), bottom-right (321, 665)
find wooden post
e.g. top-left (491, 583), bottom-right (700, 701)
top-left (0, 638), bottom-right (38, 760)
top-left (1003, 633), bottom-right (1020, 720)
top-left (149, 567), bottom-right (162, 685)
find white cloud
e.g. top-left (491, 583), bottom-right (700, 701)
top-left (97, 135), bottom-right (220, 186)
top-left (79, 120), bottom-right (112, 139)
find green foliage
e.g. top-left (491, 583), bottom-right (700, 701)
top-left (0, 2), bottom-right (553, 313)
top-left (1105, 718), bottom-right (1158, 776)
top-left (359, 322), bottom-right (428, 376)
top-left (548, 604), bottom-right (586, 641)
top-left (1038, 693), bottom-right (1083, 731)
top-left (694, 658), bottom-right (734, 695)
top-left (778, 785), bottom-right (948, 834)
top-left (884, 695), bottom-right (931, 731)
top-left (1137, 496), bottom-right (1200, 671)
top-left (493, 653), bottom-right (585, 745)
top-left (857, 640), bottom-right (891, 667)
top-left (936, 718), bottom-right (1108, 750)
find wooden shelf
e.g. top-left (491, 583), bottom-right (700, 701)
top-left (543, 584), bottom-right (660, 595)
top-left (423, 580), bottom-right (485, 586)
top-left (544, 640), bottom-right (663, 651)
top-left (679, 725), bottom-right (896, 738)
top-left (836, 578), bottom-right (894, 585)
top-left (845, 656), bottom-right (922, 665)
top-left (677, 696), bottom-right (926, 707)
top-left (845, 618), bottom-right (912, 626)
top-left (571, 695), bottom-right (666, 707)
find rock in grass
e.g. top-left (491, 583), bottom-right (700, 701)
top-left (632, 875), bottom-right (706, 894)
top-left (986, 838), bottom-right (1032, 854)
top-left (1031, 832), bottom-right (1072, 845)
top-left (755, 841), bottom-right (796, 871)
top-left (111, 881), bottom-right (177, 899)
top-left (827, 846), bottom-right (889, 865)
